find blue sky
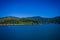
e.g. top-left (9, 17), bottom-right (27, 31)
top-left (0, 0), bottom-right (60, 18)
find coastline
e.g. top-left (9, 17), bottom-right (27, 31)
top-left (0, 24), bottom-right (25, 26)
top-left (0, 24), bottom-right (40, 26)
top-left (0, 24), bottom-right (59, 26)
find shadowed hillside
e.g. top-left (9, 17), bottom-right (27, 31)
top-left (0, 16), bottom-right (60, 25)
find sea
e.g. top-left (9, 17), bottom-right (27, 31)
top-left (0, 24), bottom-right (60, 40)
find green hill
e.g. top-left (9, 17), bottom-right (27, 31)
top-left (0, 16), bottom-right (60, 25)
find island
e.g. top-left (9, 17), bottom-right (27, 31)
top-left (0, 16), bottom-right (60, 26)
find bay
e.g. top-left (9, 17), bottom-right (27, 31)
top-left (0, 24), bottom-right (60, 40)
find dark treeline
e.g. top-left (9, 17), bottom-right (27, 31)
top-left (0, 16), bottom-right (60, 25)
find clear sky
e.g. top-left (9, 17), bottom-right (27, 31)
top-left (0, 0), bottom-right (60, 18)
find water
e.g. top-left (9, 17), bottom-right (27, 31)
top-left (0, 24), bottom-right (60, 40)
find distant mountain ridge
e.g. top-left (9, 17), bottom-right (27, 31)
top-left (0, 16), bottom-right (60, 24)
top-left (25, 16), bottom-right (60, 23)
top-left (0, 16), bottom-right (60, 19)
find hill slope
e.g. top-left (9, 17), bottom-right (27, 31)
top-left (0, 16), bottom-right (60, 24)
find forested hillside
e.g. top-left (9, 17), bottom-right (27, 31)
top-left (0, 16), bottom-right (60, 25)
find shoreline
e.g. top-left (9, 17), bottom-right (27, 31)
top-left (0, 24), bottom-right (25, 26)
top-left (0, 24), bottom-right (40, 26)
top-left (0, 24), bottom-right (60, 26)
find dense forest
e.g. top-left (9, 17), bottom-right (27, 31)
top-left (0, 16), bottom-right (60, 25)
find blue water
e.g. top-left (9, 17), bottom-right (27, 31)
top-left (0, 24), bottom-right (60, 40)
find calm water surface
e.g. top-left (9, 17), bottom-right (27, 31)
top-left (0, 24), bottom-right (60, 40)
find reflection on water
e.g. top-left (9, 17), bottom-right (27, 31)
top-left (0, 24), bottom-right (60, 40)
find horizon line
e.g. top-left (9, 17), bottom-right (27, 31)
top-left (0, 16), bottom-right (60, 18)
